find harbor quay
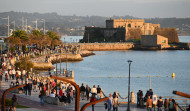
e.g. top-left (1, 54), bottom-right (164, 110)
top-left (0, 74), bottom-right (147, 111)
top-left (0, 46), bottom-right (189, 111)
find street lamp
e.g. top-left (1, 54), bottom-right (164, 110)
top-left (40, 19), bottom-right (46, 35)
top-left (60, 48), bottom-right (61, 75)
top-left (32, 19), bottom-right (38, 30)
top-left (55, 55), bottom-right (59, 96)
top-left (2, 16), bottom-right (10, 37)
top-left (65, 46), bottom-right (68, 72)
top-left (127, 60), bottom-right (132, 111)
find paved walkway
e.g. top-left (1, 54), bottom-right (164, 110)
top-left (0, 76), bottom-right (147, 111)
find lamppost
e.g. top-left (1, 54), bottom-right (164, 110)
top-left (127, 60), bottom-right (132, 111)
top-left (55, 55), bottom-right (58, 96)
top-left (32, 19), bottom-right (38, 30)
top-left (60, 48), bottom-right (62, 76)
top-left (2, 16), bottom-right (10, 37)
top-left (65, 47), bottom-right (68, 72)
top-left (40, 19), bottom-right (46, 35)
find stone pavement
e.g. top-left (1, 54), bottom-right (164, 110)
top-left (0, 76), bottom-right (147, 111)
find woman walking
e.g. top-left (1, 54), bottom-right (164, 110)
top-left (113, 95), bottom-right (119, 111)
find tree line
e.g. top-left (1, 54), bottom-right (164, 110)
top-left (4, 30), bottom-right (62, 52)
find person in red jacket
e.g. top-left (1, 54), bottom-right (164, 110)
top-left (59, 88), bottom-right (63, 97)
top-left (90, 95), bottom-right (96, 111)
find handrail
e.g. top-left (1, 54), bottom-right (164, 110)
top-left (1, 84), bottom-right (26, 111)
top-left (175, 102), bottom-right (185, 111)
top-left (80, 97), bottom-right (109, 111)
top-left (173, 91), bottom-right (190, 99)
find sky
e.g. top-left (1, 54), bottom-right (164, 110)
top-left (0, 0), bottom-right (190, 18)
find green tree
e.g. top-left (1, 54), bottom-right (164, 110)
top-left (14, 57), bottom-right (34, 71)
top-left (46, 31), bottom-right (62, 48)
top-left (5, 30), bottom-right (29, 51)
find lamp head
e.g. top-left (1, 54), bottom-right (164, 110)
top-left (128, 60), bottom-right (133, 64)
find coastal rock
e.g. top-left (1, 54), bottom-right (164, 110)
top-left (79, 50), bottom-right (95, 57)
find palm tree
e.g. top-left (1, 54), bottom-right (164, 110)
top-left (46, 31), bottom-right (62, 49)
top-left (5, 30), bottom-right (28, 51)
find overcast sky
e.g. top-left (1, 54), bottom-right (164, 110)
top-left (0, 0), bottom-right (190, 18)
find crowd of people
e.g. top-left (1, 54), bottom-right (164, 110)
top-left (137, 89), bottom-right (182, 111)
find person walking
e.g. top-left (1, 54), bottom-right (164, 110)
top-left (33, 78), bottom-right (37, 92)
top-left (12, 94), bottom-right (17, 111)
top-left (5, 70), bottom-right (9, 82)
top-left (146, 96), bottom-right (153, 111)
top-left (12, 68), bottom-right (16, 80)
top-left (106, 93), bottom-right (113, 111)
top-left (164, 98), bottom-right (169, 111)
top-left (90, 95), bottom-right (96, 111)
top-left (172, 99), bottom-right (177, 111)
top-left (39, 85), bottom-right (46, 106)
top-left (168, 98), bottom-right (173, 111)
top-left (113, 95), bottom-right (119, 111)
top-left (157, 96), bottom-right (164, 111)
top-left (80, 83), bottom-right (86, 100)
top-left (97, 85), bottom-right (101, 99)
top-left (0, 69), bottom-right (2, 81)
top-left (24, 81), bottom-right (28, 95)
top-left (86, 84), bottom-right (91, 100)
top-left (91, 85), bottom-right (97, 97)
top-left (28, 81), bottom-right (32, 96)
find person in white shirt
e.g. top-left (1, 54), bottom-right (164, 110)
top-left (17, 70), bottom-right (21, 79)
top-left (91, 85), bottom-right (97, 96)
top-left (49, 91), bottom-right (55, 97)
top-left (12, 69), bottom-right (16, 80)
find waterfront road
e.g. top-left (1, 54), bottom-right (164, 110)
top-left (0, 76), bottom-right (146, 111)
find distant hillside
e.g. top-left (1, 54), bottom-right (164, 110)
top-left (0, 11), bottom-right (189, 36)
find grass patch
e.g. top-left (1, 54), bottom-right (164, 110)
top-left (16, 104), bottom-right (30, 108)
top-left (6, 99), bottom-right (30, 108)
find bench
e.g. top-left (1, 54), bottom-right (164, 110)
top-left (44, 96), bottom-right (63, 106)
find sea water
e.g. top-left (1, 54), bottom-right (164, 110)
top-left (56, 36), bottom-right (190, 102)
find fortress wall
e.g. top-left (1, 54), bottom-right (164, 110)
top-left (153, 28), bottom-right (179, 43)
top-left (75, 43), bottom-right (134, 51)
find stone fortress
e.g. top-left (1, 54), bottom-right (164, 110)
top-left (81, 18), bottom-right (179, 43)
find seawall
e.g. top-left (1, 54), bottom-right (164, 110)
top-left (69, 43), bottom-right (134, 51)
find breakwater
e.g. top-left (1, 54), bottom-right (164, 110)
top-left (31, 53), bottom-right (83, 70)
top-left (68, 43), bottom-right (134, 51)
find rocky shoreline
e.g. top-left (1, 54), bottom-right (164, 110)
top-left (30, 50), bottom-right (95, 70)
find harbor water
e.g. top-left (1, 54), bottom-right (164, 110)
top-left (56, 36), bottom-right (190, 101)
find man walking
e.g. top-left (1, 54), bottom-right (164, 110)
top-left (28, 81), bottom-right (32, 96)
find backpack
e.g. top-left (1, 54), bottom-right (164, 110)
top-left (157, 100), bottom-right (163, 107)
top-left (169, 102), bottom-right (173, 109)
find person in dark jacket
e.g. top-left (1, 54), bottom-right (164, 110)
top-left (24, 81), bottom-right (28, 95)
top-left (157, 97), bottom-right (163, 111)
top-left (28, 81), bottom-right (32, 96)
top-left (90, 95), bottom-right (96, 111)
top-left (86, 84), bottom-right (91, 100)
top-left (40, 85), bottom-right (46, 106)
top-left (97, 85), bottom-right (101, 99)
top-left (12, 94), bottom-right (17, 111)
top-left (80, 83), bottom-right (86, 100)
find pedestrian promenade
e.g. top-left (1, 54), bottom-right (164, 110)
top-left (0, 75), bottom-right (147, 111)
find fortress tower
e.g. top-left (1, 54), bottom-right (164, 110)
top-left (106, 18), bottom-right (160, 40)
